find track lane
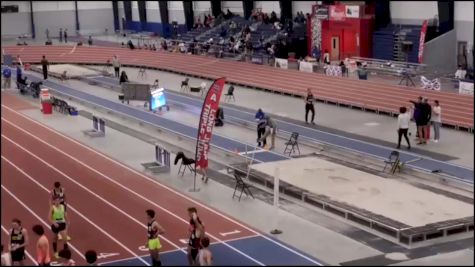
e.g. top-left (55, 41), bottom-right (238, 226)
top-left (1, 158), bottom-right (142, 265)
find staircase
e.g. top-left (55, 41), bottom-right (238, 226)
top-left (373, 24), bottom-right (422, 63)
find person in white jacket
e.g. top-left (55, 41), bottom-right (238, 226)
top-left (431, 100), bottom-right (442, 143)
top-left (397, 106), bottom-right (411, 149)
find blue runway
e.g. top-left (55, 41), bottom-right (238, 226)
top-left (89, 75), bottom-right (474, 184)
top-left (100, 236), bottom-right (322, 266)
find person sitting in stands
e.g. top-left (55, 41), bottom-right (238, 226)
top-left (119, 71), bottom-right (128, 84)
top-left (152, 44), bottom-right (157, 51)
top-left (455, 65), bottom-right (467, 79)
top-left (88, 36), bottom-right (93, 46)
top-left (127, 40), bottom-right (135, 50)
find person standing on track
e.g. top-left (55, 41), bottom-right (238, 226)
top-left (1, 244), bottom-right (12, 266)
top-left (112, 55), bottom-right (121, 78)
top-left (49, 196), bottom-right (69, 259)
top-left (145, 209), bottom-right (165, 266)
top-left (50, 182), bottom-right (70, 241)
top-left (32, 225), bottom-right (51, 266)
top-left (9, 218), bottom-right (29, 266)
top-left (41, 56), bottom-right (49, 80)
top-left (58, 249), bottom-right (74, 266)
top-left (197, 237), bottom-right (212, 266)
top-left (187, 207), bottom-right (205, 266)
top-left (304, 88), bottom-right (315, 124)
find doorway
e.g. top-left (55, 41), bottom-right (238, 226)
top-left (331, 36), bottom-right (340, 61)
top-left (457, 41), bottom-right (467, 68)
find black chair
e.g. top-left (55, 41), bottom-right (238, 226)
top-left (283, 132), bottom-right (300, 156)
top-left (233, 173), bottom-right (254, 201)
top-left (383, 151), bottom-right (400, 174)
top-left (181, 78), bottom-right (190, 92)
top-left (224, 85), bottom-right (235, 102)
top-left (174, 152), bottom-right (195, 176)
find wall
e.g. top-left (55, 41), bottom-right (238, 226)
top-left (422, 29), bottom-right (457, 74)
top-left (390, 1), bottom-right (438, 25)
top-left (193, 1), bottom-right (211, 20)
top-left (454, 1), bottom-right (474, 43)
top-left (77, 1), bottom-right (114, 34)
top-left (1, 1), bottom-right (31, 37)
top-left (254, 1), bottom-right (280, 17)
top-left (32, 1), bottom-right (76, 39)
top-left (222, 1), bottom-right (243, 16)
top-left (146, 1), bottom-right (161, 23)
top-left (292, 1), bottom-right (316, 17)
top-left (168, 1), bottom-right (185, 24)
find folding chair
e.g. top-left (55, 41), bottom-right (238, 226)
top-left (233, 173), bottom-right (254, 201)
top-left (181, 78), bottom-right (190, 92)
top-left (283, 132), bottom-right (300, 156)
top-left (174, 152), bottom-right (195, 176)
top-left (383, 150), bottom-right (400, 173)
top-left (224, 85), bottom-right (235, 102)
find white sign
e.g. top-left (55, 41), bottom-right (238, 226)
top-left (299, 61), bottom-right (313, 73)
top-left (459, 81), bottom-right (474, 95)
top-left (345, 5), bottom-right (360, 18)
top-left (274, 58), bottom-right (288, 69)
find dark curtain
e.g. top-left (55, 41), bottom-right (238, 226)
top-left (138, 1), bottom-right (147, 23)
top-left (30, 1), bottom-right (35, 38)
top-left (374, 0), bottom-right (390, 30)
top-left (211, 1), bottom-right (222, 17)
top-left (242, 1), bottom-right (253, 19)
top-left (437, 1), bottom-right (454, 34)
top-left (74, 1), bottom-right (80, 31)
top-left (183, 1), bottom-right (194, 31)
top-left (159, 1), bottom-right (170, 37)
top-left (123, 1), bottom-right (132, 22)
top-left (112, 1), bottom-right (120, 32)
top-left (279, 0), bottom-right (292, 22)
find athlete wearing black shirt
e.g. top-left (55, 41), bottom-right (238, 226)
top-left (305, 88), bottom-right (315, 124)
top-left (187, 207), bottom-right (204, 266)
top-left (9, 218), bottom-right (29, 265)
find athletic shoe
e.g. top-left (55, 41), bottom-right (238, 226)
top-left (54, 252), bottom-right (59, 259)
top-left (434, 140), bottom-right (438, 143)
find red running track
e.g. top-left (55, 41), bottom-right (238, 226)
top-left (0, 94), bottom-right (263, 265)
top-left (3, 45), bottom-right (473, 130)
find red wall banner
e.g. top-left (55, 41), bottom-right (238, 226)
top-left (418, 20), bottom-right (428, 64)
top-left (195, 77), bottom-right (226, 170)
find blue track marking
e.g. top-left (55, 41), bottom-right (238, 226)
top-left (100, 236), bottom-right (321, 266)
top-left (88, 75), bottom-right (474, 183)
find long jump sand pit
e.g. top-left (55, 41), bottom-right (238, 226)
top-left (34, 64), bottom-right (99, 77)
top-left (251, 157), bottom-right (473, 228)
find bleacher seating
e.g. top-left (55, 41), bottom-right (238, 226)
top-left (373, 24), bottom-right (422, 63)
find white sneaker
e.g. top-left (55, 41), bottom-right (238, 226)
top-left (434, 140), bottom-right (438, 143)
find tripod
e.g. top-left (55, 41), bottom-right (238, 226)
top-left (399, 52), bottom-right (415, 87)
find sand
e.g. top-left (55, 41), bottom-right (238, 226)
top-left (251, 157), bottom-right (473, 227)
top-left (36, 64), bottom-right (99, 77)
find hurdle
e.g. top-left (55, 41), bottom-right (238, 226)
top-left (141, 144), bottom-right (171, 173)
top-left (82, 115), bottom-right (106, 137)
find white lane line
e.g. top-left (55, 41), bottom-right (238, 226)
top-left (1, 119), bottom-right (265, 266)
top-left (1, 225), bottom-right (37, 265)
top-left (1, 137), bottom-right (184, 255)
top-left (1, 185), bottom-right (85, 260)
top-left (69, 45), bottom-right (77, 54)
top-left (1, 106), bottom-right (323, 265)
top-left (1, 155), bottom-right (150, 266)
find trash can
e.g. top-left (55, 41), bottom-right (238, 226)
top-left (40, 88), bottom-right (53, 115)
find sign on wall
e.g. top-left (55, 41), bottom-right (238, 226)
top-left (299, 61), bottom-right (313, 73)
top-left (459, 81), bottom-right (474, 95)
top-left (275, 58), bottom-right (288, 69)
top-left (345, 5), bottom-right (360, 18)
top-left (314, 6), bottom-right (329, 20)
top-left (329, 5), bottom-right (346, 21)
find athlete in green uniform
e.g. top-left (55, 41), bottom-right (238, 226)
top-left (49, 196), bottom-right (68, 259)
top-left (146, 209), bottom-right (165, 266)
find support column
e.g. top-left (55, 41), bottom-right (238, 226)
top-left (211, 0), bottom-right (221, 17)
top-left (159, 1), bottom-right (170, 37)
top-left (279, 0), bottom-right (292, 23)
top-left (29, 1), bottom-right (35, 39)
top-left (112, 1), bottom-right (120, 32)
top-left (74, 1), bottom-right (80, 32)
top-left (242, 0), bottom-right (253, 19)
top-left (138, 0), bottom-right (147, 31)
top-left (183, 1), bottom-right (194, 31)
top-left (123, 1), bottom-right (132, 30)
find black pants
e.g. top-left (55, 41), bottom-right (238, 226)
top-left (305, 104), bottom-right (315, 123)
top-left (257, 128), bottom-right (266, 146)
top-left (114, 67), bottom-right (120, 78)
top-left (42, 67), bottom-right (48, 79)
top-left (397, 128), bottom-right (411, 148)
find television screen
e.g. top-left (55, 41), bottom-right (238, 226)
top-left (150, 88), bottom-right (166, 110)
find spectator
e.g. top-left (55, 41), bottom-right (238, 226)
top-left (197, 236), bottom-right (213, 266)
top-left (396, 106), bottom-right (411, 149)
top-left (421, 98), bottom-right (432, 144)
top-left (225, 9), bottom-right (233, 19)
top-left (45, 28), bottom-right (50, 40)
top-left (270, 11), bottom-right (278, 24)
top-left (431, 100), bottom-right (441, 143)
top-left (88, 35), bottom-right (93, 46)
top-left (261, 114), bottom-right (277, 150)
top-left (64, 29), bottom-right (68, 43)
top-left (58, 249), bottom-right (75, 266)
top-left (112, 55), bottom-right (121, 78)
top-left (179, 42), bottom-right (186, 53)
top-left (1, 244), bottom-right (11, 266)
top-left (215, 107), bottom-right (224, 127)
top-left (257, 118), bottom-right (267, 147)
top-left (2, 66), bottom-right (12, 89)
top-left (220, 27), bottom-right (227, 38)
top-left (255, 108), bottom-right (265, 121)
top-left (119, 71), bottom-right (128, 84)
top-left (161, 40), bottom-right (168, 51)
top-left (204, 15), bottom-right (209, 28)
top-left (59, 28), bottom-right (63, 42)
top-left (127, 40), bottom-right (135, 49)
top-left (304, 88), bottom-right (315, 124)
top-left (323, 50), bottom-right (330, 64)
top-left (410, 96), bottom-right (423, 140)
top-left (455, 65), bottom-right (467, 79)
top-left (41, 55), bottom-right (49, 80)
top-left (339, 61), bottom-right (348, 77)
top-left (312, 45), bottom-right (321, 62)
top-left (85, 250), bottom-right (98, 266)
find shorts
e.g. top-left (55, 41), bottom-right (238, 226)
top-left (415, 120), bottom-right (428, 127)
top-left (147, 238), bottom-right (162, 250)
top-left (11, 248), bottom-right (25, 262)
top-left (38, 262), bottom-right (51, 266)
top-left (190, 248), bottom-right (199, 260)
top-left (51, 222), bottom-right (66, 234)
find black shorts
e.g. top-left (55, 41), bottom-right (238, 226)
top-left (11, 248), bottom-right (25, 262)
top-left (38, 262), bottom-right (51, 266)
top-left (51, 222), bottom-right (66, 234)
top-left (416, 120), bottom-right (428, 126)
top-left (190, 248), bottom-right (199, 260)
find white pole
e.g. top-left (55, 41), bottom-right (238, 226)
top-left (273, 167), bottom-right (279, 207)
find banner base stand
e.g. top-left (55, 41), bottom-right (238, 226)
top-left (189, 188), bottom-right (201, 192)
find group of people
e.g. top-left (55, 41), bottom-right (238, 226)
top-left (2, 182), bottom-right (98, 266)
top-left (3, 181), bottom-right (214, 266)
top-left (193, 14), bottom-right (215, 29)
top-left (46, 28), bottom-right (68, 43)
top-left (255, 109), bottom-right (277, 150)
top-left (396, 96), bottom-right (442, 149)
